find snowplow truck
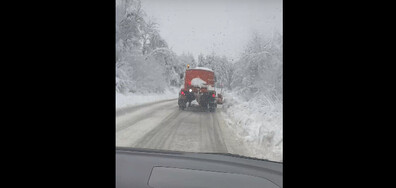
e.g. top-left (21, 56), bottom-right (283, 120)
top-left (178, 66), bottom-right (217, 112)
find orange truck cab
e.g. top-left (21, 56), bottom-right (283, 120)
top-left (178, 66), bottom-right (217, 112)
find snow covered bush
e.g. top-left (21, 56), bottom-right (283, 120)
top-left (220, 30), bottom-right (283, 161)
top-left (221, 91), bottom-right (282, 162)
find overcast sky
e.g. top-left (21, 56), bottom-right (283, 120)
top-left (141, 0), bottom-right (282, 61)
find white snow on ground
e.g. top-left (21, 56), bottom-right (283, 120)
top-left (220, 91), bottom-right (283, 162)
top-left (116, 87), bottom-right (179, 109)
top-left (191, 78), bottom-right (207, 88)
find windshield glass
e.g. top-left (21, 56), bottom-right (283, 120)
top-left (116, 0), bottom-right (282, 162)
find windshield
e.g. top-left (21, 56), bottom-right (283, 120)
top-left (116, 0), bottom-right (282, 162)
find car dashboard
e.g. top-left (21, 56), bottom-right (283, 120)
top-left (116, 147), bottom-right (282, 188)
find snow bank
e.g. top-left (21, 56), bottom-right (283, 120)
top-left (221, 91), bottom-right (282, 162)
top-left (116, 87), bottom-right (178, 109)
top-left (191, 78), bottom-right (207, 88)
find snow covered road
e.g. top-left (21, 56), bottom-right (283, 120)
top-left (116, 99), bottom-right (248, 154)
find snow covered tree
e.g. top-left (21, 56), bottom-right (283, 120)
top-left (116, 0), bottom-right (181, 94)
top-left (197, 53), bottom-right (205, 67)
top-left (178, 53), bottom-right (196, 68)
top-left (232, 30), bottom-right (282, 100)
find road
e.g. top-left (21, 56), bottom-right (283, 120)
top-left (116, 99), bottom-right (243, 154)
